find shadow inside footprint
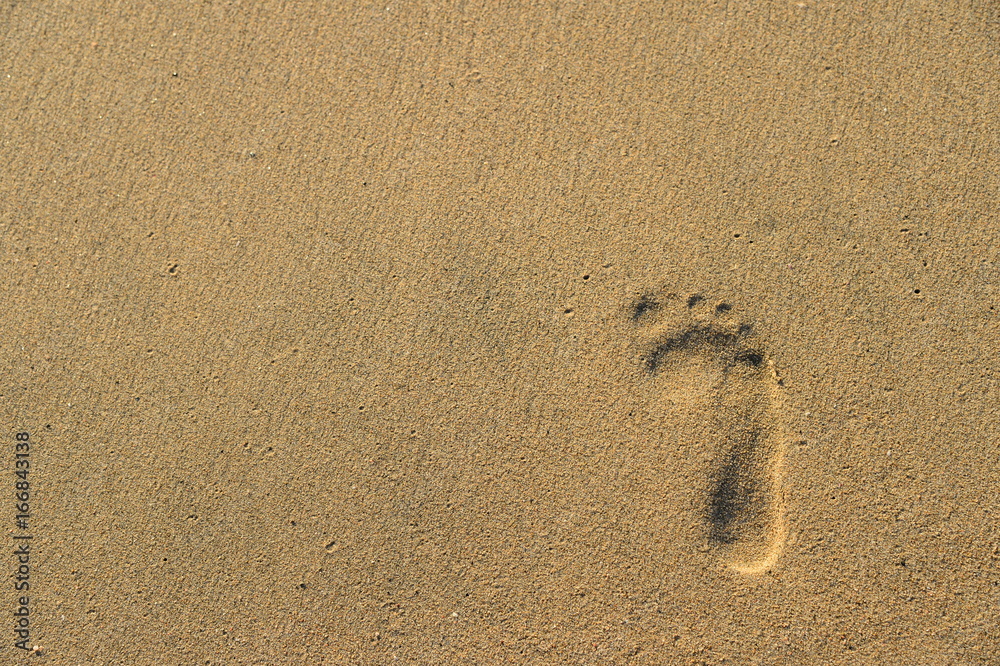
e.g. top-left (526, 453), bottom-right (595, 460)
top-left (708, 434), bottom-right (760, 545)
top-left (644, 325), bottom-right (740, 374)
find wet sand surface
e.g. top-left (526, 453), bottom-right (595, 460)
top-left (1, 1), bottom-right (998, 663)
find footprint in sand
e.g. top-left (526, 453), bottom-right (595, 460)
top-left (629, 291), bottom-right (789, 574)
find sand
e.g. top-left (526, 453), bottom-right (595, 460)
top-left (1, 1), bottom-right (998, 663)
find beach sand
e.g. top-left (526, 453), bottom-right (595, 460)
top-left (1, 1), bottom-right (998, 663)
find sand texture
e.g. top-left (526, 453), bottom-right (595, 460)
top-left (2, 1), bottom-right (999, 663)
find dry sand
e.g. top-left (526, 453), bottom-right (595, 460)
top-left (1, 1), bottom-right (999, 663)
